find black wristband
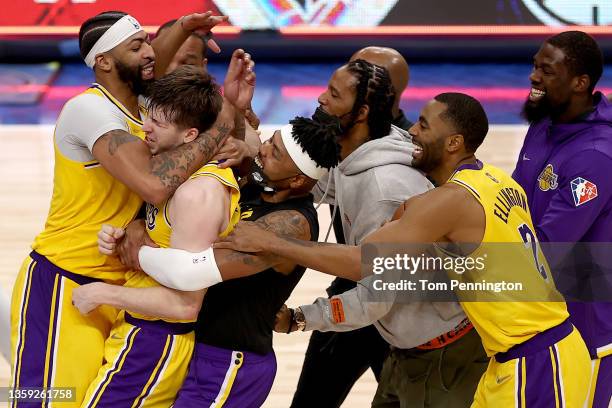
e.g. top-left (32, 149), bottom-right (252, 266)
top-left (287, 308), bottom-right (295, 334)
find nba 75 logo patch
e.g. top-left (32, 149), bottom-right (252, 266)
top-left (571, 177), bottom-right (598, 207)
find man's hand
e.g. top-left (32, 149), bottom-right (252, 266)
top-left (117, 219), bottom-right (158, 270)
top-left (98, 224), bottom-right (126, 256)
top-left (214, 221), bottom-right (275, 253)
top-left (72, 282), bottom-right (106, 315)
top-left (180, 12), bottom-right (228, 53)
top-left (212, 136), bottom-right (253, 169)
top-left (274, 304), bottom-right (295, 333)
top-left (224, 49), bottom-right (256, 111)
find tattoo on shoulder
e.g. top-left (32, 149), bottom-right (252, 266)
top-left (255, 211), bottom-right (310, 240)
top-left (106, 130), bottom-right (138, 155)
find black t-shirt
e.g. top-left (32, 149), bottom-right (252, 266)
top-left (195, 185), bottom-right (319, 355)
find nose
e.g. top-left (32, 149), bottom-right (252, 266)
top-left (259, 139), bottom-right (272, 158)
top-left (142, 42), bottom-right (155, 62)
top-left (318, 92), bottom-right (327, 106)
top-left (142, 118), bottom-right (152, 132)
top-left (529, 68), bottom-right (541, 85)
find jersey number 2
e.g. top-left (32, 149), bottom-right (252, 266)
top-left (517, 223), bottom-right (548, 280)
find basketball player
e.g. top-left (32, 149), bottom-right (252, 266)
top-left (299, 58), bottom-right (486, 407)
top-left (73, 65), bottom-right (242, 407)
top-left (155, 19), bottom-right (209, 75)
top-left (217, 93), bottom-right (592, 407)
top-left (9, 10), bottom-right (250, 406)
top-left (514, 31), bottom-right (612, 407)
top-left (75, 117), bottom-right (341, 407)
top-left (293, 46), bottom-right (426, 408)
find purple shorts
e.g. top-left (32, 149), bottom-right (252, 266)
top-left (174, 343), bottom-right (276, 408)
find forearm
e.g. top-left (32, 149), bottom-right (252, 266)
top-left (266, 236), bottom-right (362, 281)
top-left (300, 277), bottom-right (392, 332)
top-left (95, 283), bottom-right (202, 321)
top-left (151, 18), bottom-right (190, 78)
top-left (148, 121), bottom-right (231, 203)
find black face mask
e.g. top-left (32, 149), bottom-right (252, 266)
top-left (248, 159), bottom-right (276, 193)
top-left (312, 106), bottom-right (352, 134)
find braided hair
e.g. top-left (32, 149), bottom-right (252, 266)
top-left (345, 59), bottom-right (395, 140)
top-left (289, 116), bottom-right (342, 170)
top-left (79, 11), bottom-right (127, 61)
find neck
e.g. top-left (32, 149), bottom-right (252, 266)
top-left (392, 102), bottom-right (401, 120)
top-left (96, 75), bottom-right (140, 118)
top-left (429, 154), bottom-right (477, 186)
top-left (260, 188), bottom-right (308, 203)
top-left (554, 93), bottom-right (595, 124)
top-left (339, 125), bottom-right (370, 160)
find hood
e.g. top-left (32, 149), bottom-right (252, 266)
top-left (547, 92), bottom-right (612, 143)
top-left (338, 125), bottom-right (415, 176)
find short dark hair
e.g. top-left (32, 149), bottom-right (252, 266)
top-left (345, 59), bottom-right (395, 140)
top-left (79, 11), bottom-right (127, 60)
top-left (156, 19), bottom-right (208, 58)
top-left (434, 93), bottom-right (489, 153)
top-left (289, 116), bottom-right (342, 170)
top-left (146, 65), bottom-right (222, 132)
top-left (546, 31), bottom-right (603, 93)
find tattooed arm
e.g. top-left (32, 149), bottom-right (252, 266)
top-left (92, 105), bottom-right (233, 205)
top-left (216, 210), bottom-right (312, 278)
top-left (73, 209), bottom-right (311, 318)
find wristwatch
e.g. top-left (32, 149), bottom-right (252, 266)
top-left (293, 307), bottom-right (306, 331)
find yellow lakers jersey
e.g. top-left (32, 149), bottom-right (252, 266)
top-left (32, 84), bottom-right (147, 282)
top-left (127, 162), bottom-right (241, 322)
top-left (445, 161), bottom-right (568, 356)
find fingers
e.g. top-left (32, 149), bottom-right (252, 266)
top-left (208, 38), bottom-right (221, 54)
top-left (212, 241), bottom-right (235, 250)
top-left (217, 158), bottom-right (241, 169)
top-left (112, 227), bottom-right (125, 240)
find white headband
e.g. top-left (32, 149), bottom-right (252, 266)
top-left (84, 14), bottom-right (143, 68)
top-left (280, 124), bottom-right (328, 180)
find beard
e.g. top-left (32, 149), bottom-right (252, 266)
top-left (114, 59), bottom-right (153, 96)
top-left (312, 106), bottom-right (355, 136)
top-left (521, 97), bottom-right (570, 124)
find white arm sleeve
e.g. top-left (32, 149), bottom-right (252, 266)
top-left (138, 246), bottom-right (223, 291)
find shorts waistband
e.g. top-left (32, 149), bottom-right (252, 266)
top-left (124, 312), bottom-right (195, 335)
top-left (193, 343), bottom-right (275, 364)
top-left (30, 251), bottom-right (104, 285)
top-left (495, 319), bottom-right (573, 363)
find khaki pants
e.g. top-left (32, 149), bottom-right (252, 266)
top-left (372, 328), bottom-right (488, 408)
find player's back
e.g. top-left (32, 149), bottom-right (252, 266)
top-left (125, 162), bottom-right (241, 322)
top-left (32, 84), bottom-right (147, 282)
top-left (447, 160), bottom-right (569, 356)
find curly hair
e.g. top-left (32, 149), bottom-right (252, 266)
top-left (345, 59), bottom-right (395, 140)
top-left (289, 116), bottom-right (342, 170)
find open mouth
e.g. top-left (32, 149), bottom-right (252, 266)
top-left (528, 87), bottom-right (546, 102)
top-left (254, 155), bottom-right (264, 169)
top-left (141, 62), bottom-right (155, 80)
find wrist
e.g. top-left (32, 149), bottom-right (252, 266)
top-left (292, 306), bottom-right (306, 331)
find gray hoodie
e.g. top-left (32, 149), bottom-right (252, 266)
top-left (304, 125), bottom-right (466, 348)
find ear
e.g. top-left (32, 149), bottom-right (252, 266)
top-left (572, 74), bottom-right (590, 94)
top-left (183, 128), bottom-right (199, 144)
top-left (203, 58), bottom-right (208, 68)
top-left (95, 53), bottom-right (113, 73)
top-left (447, 134), bottom-right (464, 153)
top-left (356, 104), bottom-right (370, 123)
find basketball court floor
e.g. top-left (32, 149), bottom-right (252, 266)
top-left (0, 61), bottom-right (610, 407)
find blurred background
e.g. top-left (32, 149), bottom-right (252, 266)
top-left (0, 1), bottom-right (611, 406)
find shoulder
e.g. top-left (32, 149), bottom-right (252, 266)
top-left (368, 164), bottom-right (432, 195)
top-left (174, 176), bottom-right (228, 205)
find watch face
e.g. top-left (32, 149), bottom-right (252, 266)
top-left (521, 0), bottom-right (611, 25)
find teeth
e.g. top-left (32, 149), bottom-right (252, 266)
top-left (254, 156), bottom-right (263, 168)
top-left (530, 88), bottom-right (545, 97)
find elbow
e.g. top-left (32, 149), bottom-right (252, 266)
top-left (181, 298), bottom-right (202, 321)
top-left (140, 182), bottom-right (169, 206)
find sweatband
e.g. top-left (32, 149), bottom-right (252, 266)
top-left (84, 14), bottom-right (144, 68)
top-left (280, 124), bottom-right (328, 180)
top-left (138, 246), bottom-right (222, 291)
